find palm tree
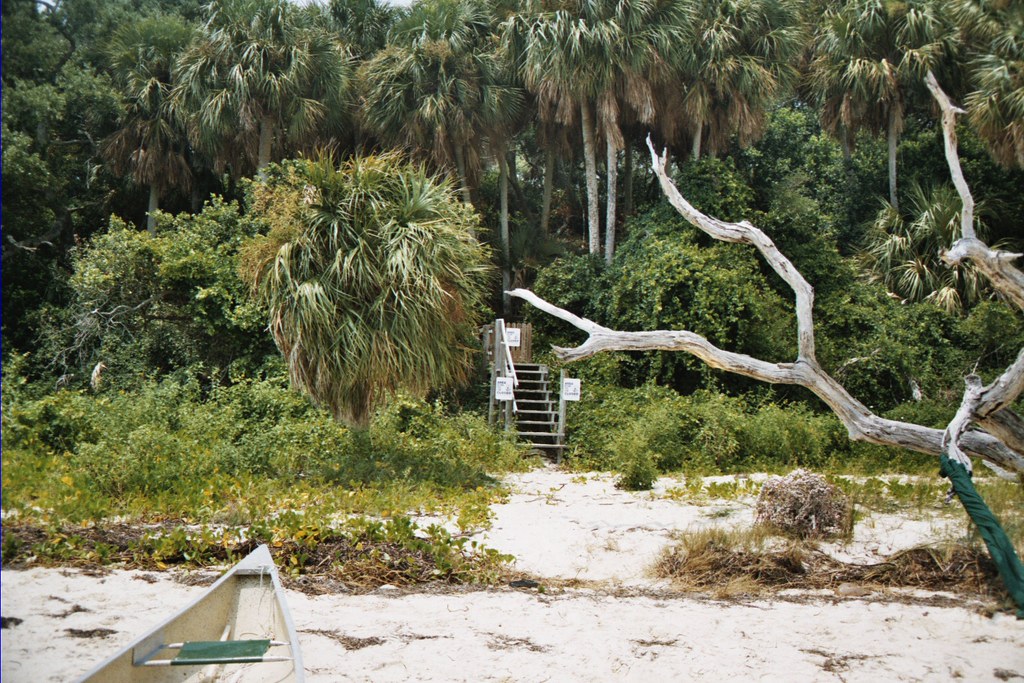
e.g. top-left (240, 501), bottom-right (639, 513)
top-left (505, 0), bottom-right (692, 260)
top-left (357, 0), bottom-right (520, 205)
top-left (324, 0), bottom-right (402, 60)
top-left (171, 0), bottom-right (351, 177)
top-left (101, 15), bottom-right (194, 233)
top-left (503, 1), bottom-right (617, 255)
top-left (951, 0), bottom-right (1024, 168)
top-left (862, 183), bottom-right (990, 313)
top-left (671, 0), bottom-right (802, 162)
top-left (245, 153), bottom-right (493, 429)
top-left (809, 0), bottom-right (953, 209)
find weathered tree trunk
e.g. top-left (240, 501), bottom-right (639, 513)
top-left (840, 134), bottom-right (852, 163)
top-left (503, 131), bottom-right (1024, 477)
top-left (258, 115), bottom-right (274, 176)
top-left (887, 107), bottom-right (899, 211)
top-left (499, 153), bottom-right (511, 315)
top-left (605, 138), bottom-right (617, 265)
top-left (453, 145), bottom-right (473, 205)
top-left (146, 185), bottom-right (160, 234)
top-left (541, 146), bottom-right (555, 235)
top-left (580, 101), bottom-right (601, 255)
top-left (623, 141), bottom-right (634, 218)
top-left (506, 149), bottom-right (525, 208)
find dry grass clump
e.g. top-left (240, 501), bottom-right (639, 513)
top-left (654, 527), bottom-right (1003, 600)
top-left (755, 469), bottom-right (851, 539)
top-left (654, 527), bottom-right (818, 597)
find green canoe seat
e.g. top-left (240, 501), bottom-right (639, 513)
top-left (173, 639), bottom-right (271, 665)
top-left (139, 639), bottom-right (292, 666)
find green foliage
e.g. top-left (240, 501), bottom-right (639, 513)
top-left (171, 0), bottom-right (352, 172)
top-left (601, 207), bottom-right (795, 390)
top-left (245, 155), bottom-right (494, 428)
top-left (1, 372), bottom-right (529, 525)
top-left (673, 157), bottom-right (755, 223)
top-left (527, 253), bottom-right (605, 344)
top-left (42, 198), bottom-right (274, 389)
top-left (862, 183), bottom-right (992, 313)
top-left (3, 515), bottom-right (516, 589)
top-left (568, 384), bottom-right (851, 476)
top-left (616, 449), bottom-right (659, 492)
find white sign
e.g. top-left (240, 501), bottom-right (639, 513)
top-left (505, 327), bottom-right (521, 348)
top-left (562, 378), bottom-right (581, 402)
top-left (494, 376), bottom-right (515, 401)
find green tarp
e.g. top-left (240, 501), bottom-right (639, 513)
top-left (940, 455), bottom-right (1024, 619)
top-left (172, 639), bottom-right (271, 665)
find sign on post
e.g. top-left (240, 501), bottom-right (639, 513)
top-left (505, 327), bottom-right (521, 348)
top-left (494, 376), bottom-right (515, 401)
top-left (562, 378), bottom-right (581, 402)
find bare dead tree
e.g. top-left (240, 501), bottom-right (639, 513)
top-left (508, 73), bottom-right (1024, 478)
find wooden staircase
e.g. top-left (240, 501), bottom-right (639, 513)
top-left (511, 363), bottom-right (562, 458)
top-left (484, 319), bottom-right (564, 462)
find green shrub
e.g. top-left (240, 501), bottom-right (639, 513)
top-left (616, 449), bottom-right (658, 491)
top-left (2, 374), bottom-right (530, 523)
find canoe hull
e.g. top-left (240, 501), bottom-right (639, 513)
top-left (77, 545), bottom-right (304, 683)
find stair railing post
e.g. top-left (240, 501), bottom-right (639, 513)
top-left (557, 370), bottom-right (567, 464)
top-left (495, 319), bottom-right (514, 432)
top-left (487, 329), bottom-right (498, 426)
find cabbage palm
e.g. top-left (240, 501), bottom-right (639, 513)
top-left (809, 0), bottom-right (953, 208)
top-left (171, 0), bottom-right (351, 176)
top-left (951, 0), bottom-right (1024, 168)
top-left (246, 154), bottom-right (493, 428)
top-left (325, 0), bottom-right (402, 60)
top-left (358, 0), bottom-right (520, 205)
top-left (102, 16), bottom-right (194, 232)
top-left (674, 0), bottom-right (802, 161)
top-left (504, 1), bottom-right (618, 255)
top-left (508, 0), bottom-right (681, 259)
top-left (862, 183), bottom-right (990, 313)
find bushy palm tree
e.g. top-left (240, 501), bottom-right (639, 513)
top-left (324, 0), bottom-right (402, 60)
top-left (862, 183), bottom-right (990, 313)
top-left (951, 0), bottom-right (1024, 168)
top-left (244, 154), bottom-right (493, 428)
top-left (101, 15), bottom-right (194, 232)
top-left (809, 0), bottom-right (953, 208)
top-left (674, 0), bottom-right (803, 161)
top-left (358, 0), bottom-right (521, 205)
top-left (171, 0), bottom-right (351, 176)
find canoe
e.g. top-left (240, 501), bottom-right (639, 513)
top-left (77, 544), bottom-right (304, 683)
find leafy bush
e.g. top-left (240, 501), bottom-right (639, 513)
top-left (566, 384), bottom-right (852, 476)
top-left (41, 198), bottom-right (276, 390)
top-left (1, 373), bottom-right (529, 523)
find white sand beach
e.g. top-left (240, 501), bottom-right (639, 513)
top-left (3, 466), bottom-right (1023, 682)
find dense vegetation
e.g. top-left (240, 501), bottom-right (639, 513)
top-left (3, 0), bottom-right (1023, 545)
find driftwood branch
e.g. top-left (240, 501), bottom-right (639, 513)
top-left (926, 71), bottom-right (1024, 474)
top-left (925, 71), bottom-right (1024, 311)
top-left (505, 131), bottom-right (1024, 477)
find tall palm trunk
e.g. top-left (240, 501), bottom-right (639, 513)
top-left (623, 141), bottom-right (633, 218)
top-left (258, 115), bottom-right (275, 175)
top-left (147, 185), bottom-right (161, 234)
top-left (499, 153), bottom-right (511, 315)
top-left (691, 121), bottom-right (703, 161)
top-left (580, 101), bottom-right (600, 255)
top-left (453, 145), bottom-right (473, 205)
top-left (541, 146), bottom-right (555, 235)
top-left (605, 138), bottom-right (617, 264)
top-left (887, 108), bottom-right (899, 211)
